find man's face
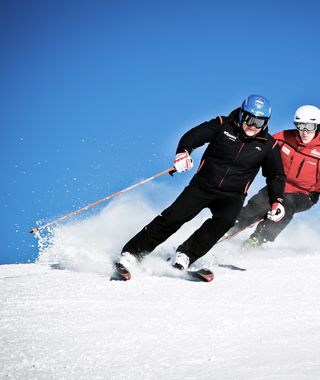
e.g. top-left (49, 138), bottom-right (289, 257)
top-left (295, 122), bottom-right (317, 144)
top-left (242, 122), bottom-right (261, 137)
top-left (241, 111), bottom-right (268, 137)
top-left (298, 129), bottom-right (316, 144)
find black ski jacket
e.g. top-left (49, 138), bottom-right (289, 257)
top-left (176, 108), bottom-right (285, 204)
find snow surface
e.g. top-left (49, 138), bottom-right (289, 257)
top-left (2, 191), bottom-right (320, 379)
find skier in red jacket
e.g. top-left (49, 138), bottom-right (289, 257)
top-left (227, 105), bottom-right (320, 249)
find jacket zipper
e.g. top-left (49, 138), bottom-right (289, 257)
top-left (219, 143), bottom-right (244, 187)
top-left (296, 159), bottom-right (305, 178)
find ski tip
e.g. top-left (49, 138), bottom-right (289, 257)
top-left (218, 264), bottom-right (246, 272)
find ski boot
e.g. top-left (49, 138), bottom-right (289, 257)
top-left (241, 236), bottom-right (263, 250)
top-left (172, 252), bottom-right (190, 271)
top-left (111, 252), bottom-right (138, 281)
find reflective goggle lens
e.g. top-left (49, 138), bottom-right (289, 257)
top-left (294, 122), bottom-right (317, 132)
top-left (242, 112), bottom-right (268, 129)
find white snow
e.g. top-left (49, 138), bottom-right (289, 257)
top-left (1, 190), bottom-right (320, 379)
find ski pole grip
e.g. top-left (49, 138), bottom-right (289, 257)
top-left (169, 168), bottom-right (176, 176)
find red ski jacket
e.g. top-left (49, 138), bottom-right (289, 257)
top-left (273, 130), bottom-right (320, 195)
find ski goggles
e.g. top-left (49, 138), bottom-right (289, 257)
top-left (242, 112), bottom-right (269, 129)
top-left (294, 122), bottom-right (317, 132)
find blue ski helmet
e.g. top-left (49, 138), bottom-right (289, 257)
top-left (240, 95), bottom-right (272, 129)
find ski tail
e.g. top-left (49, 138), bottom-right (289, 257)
top-left (187, 268), bottom-right (214, 282)
top-left (110, 263), bottom-right (131, 281)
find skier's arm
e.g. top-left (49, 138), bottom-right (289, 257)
top-left (309, 192), bottom-right (319, 204)
top-left (262, 140), bottom-right (286, 205)
top-left (176, 117), bottom-right (223, 154)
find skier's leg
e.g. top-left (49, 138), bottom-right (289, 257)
top-left (248, 193), bottom-right (314, 243)
top-left (294, 193), bottom-right (317, 213)
top-left (177, 193), bottom-right (245, 264)
top-left (121, 183), bottom-right (213, 259)
top-left (231, 186), bottom-right (270, 233)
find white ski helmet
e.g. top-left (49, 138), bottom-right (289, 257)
top-left (294, 105), bottom-right (320, 129)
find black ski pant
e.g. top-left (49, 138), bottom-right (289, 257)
top-left (233, 186), bottom-right (317, 242)
top-left (122, 182), bottom-right (245, 264)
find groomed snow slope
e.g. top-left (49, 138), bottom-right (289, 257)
top-left (2, 194), bottom-right (320, 379)
top-left (1, 251), bottom-right (320, 380)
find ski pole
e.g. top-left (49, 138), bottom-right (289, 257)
top-left (30, 167), bottom-right (176, 235)
top-left (216, 218), bottom-right (264, 245)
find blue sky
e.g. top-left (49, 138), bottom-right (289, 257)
top-left (1, 0), bottom-right (319, 264)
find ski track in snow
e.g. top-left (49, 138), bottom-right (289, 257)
top-left (2, 195), bottom-right (320, 379)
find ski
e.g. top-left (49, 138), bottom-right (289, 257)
top-left (110, 263), bottom-right (214, 282)
top-left (166, 260), bottom-right (214, 282)
top-left (186, 268), bottom-right (214, 282)
top-left (217, 263), bottom-right (246, 271)
top-left (110, 263), bottom-right (131, 281)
